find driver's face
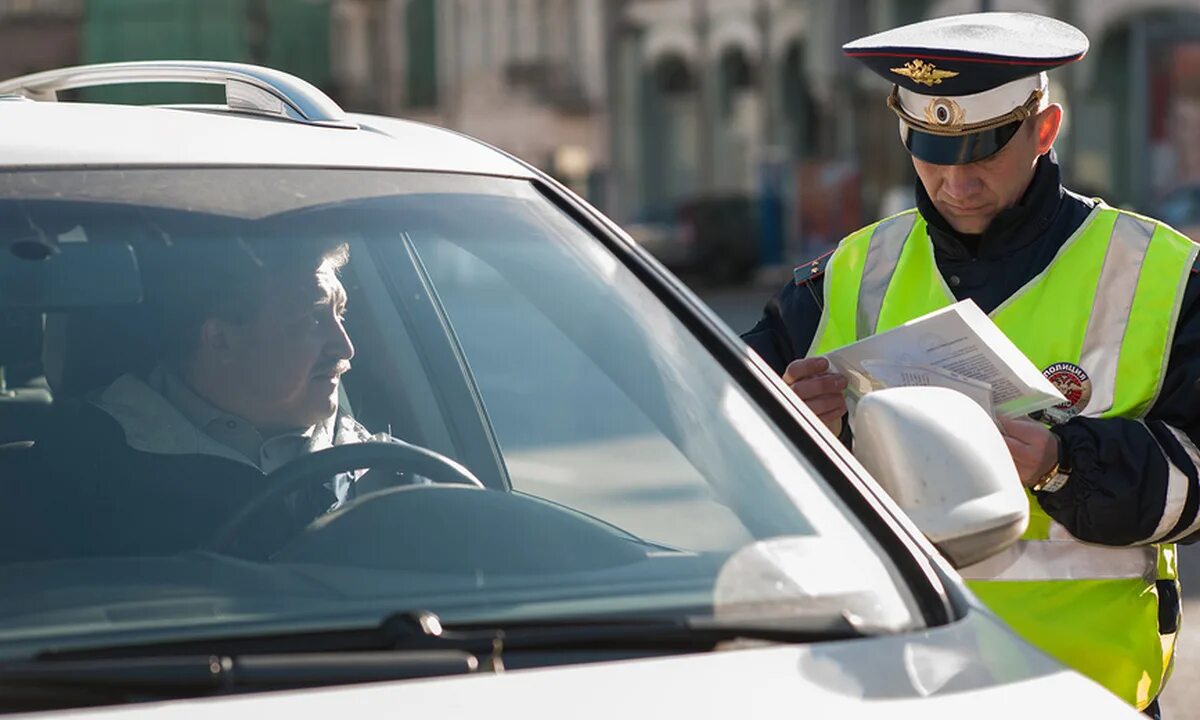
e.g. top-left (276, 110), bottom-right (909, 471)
top-left (224, 258), bottom-right (354, 434)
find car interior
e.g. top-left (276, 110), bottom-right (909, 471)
top-left (0, 202), bottom-right (740, 629)
top-left (0, 194), bottom-right (702, 572)
top-left (0, 309), bottom-right (51, 449)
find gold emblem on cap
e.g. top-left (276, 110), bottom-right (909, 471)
top-left (924, 97), bottom-right (965, 127)
top-left (890, 59), bottom-right (959, 87)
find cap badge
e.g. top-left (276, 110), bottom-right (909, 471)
top-left (1040, 362), bottom-right (1092, 424)
top-left (890, 59), bottom-right (959, 87)
top-left (923, 97), bottom-right (965, 127)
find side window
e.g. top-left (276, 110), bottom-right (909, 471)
top-left (415, 236), bottom-right (753, 551)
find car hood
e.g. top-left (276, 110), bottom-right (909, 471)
top-left (28, 610), bottom-right (1138, 719)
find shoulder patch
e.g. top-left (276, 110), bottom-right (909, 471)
top-left (793, 250), bottom-right (835, 287)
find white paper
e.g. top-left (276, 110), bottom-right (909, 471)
top-left (824, 300), bottom-right (1065, 418)
top-left (860, 360), bottom-right (997, 417)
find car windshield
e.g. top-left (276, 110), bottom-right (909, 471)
top-left (0, 168), bottom-right (922, 658)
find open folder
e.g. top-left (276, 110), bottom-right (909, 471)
top-left (823, 299), bottom-right (1066, 419)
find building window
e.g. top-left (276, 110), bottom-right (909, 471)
top-left (405, 0), bottom-right (438, 109)
top-left (536, 0), bottom-right (550, 58)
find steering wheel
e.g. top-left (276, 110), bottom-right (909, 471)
top-left (206, 441), bottom-right (485, 556)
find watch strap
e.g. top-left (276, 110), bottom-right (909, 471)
top-left (1032, 463), bottom-right (1070, 493)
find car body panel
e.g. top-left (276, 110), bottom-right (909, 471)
top-left (0, 102), bottom-right (532, 177)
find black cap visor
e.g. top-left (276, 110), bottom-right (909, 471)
top-left (903, 120), bottom-right (1024, 165)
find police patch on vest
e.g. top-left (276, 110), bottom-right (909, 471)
top-left (1041, 362), bottom-right (1092, 423)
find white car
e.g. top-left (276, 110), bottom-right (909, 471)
top-left (0, 62), bottom-right (1137, 718)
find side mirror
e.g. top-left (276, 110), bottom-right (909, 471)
top-left (850, 387), bottom-right (1028, 568)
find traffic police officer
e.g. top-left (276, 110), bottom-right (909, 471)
top-left (743, 13), bottom-right (1200, 718)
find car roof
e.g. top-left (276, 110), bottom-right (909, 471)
top-left (0, 100), bottom-right (535, 178)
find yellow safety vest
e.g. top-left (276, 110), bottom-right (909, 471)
top-left (810, 203), bottom-right (1198, 710)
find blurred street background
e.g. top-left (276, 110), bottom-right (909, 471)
top-left (4, 0), bottom-right (1200, 713)
top-left (7, 0), bottom-right (1200, 283)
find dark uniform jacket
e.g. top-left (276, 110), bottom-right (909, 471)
top-left (743, 153), bottom-right (1200, 549)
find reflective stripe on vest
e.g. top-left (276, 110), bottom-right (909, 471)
top-left (809, 204), bottom-right (1198, 710)
top-left (856, 212), bottom-right (918, 340)
top-left (1078, 213), bottom-right (1154, 417)
top-left (958, 540), bottom-right (1157, 582)
top-left (1158, 425), bottom-right (1200, 541)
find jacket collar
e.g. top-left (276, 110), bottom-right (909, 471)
top-left (91, 369), bottom-right (374, 470)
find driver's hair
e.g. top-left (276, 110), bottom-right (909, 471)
top-left (154, 236), bottom-right (349, 374)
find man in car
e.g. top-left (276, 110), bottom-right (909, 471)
top-left (1, 237), bottom-right (389, 561)
top-left (98, 238), bottom-right (367, 501)
top-left (742, 12), bottom-right (1200, 718)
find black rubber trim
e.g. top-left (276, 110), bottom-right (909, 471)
top-left (364, 235), bottom-right (513, 492)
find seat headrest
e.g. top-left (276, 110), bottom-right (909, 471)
top-left (42, 306), bottom-right (159, 398)
top-left (0, 310), bottom-right (41, 368)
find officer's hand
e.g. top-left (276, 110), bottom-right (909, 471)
top-left (782, 357), bottom-right (848, 435)
top-left (997, 417), bottom-right (1060, 488)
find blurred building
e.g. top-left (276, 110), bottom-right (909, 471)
top-left (608, 0), bottom-right (1200, 268)
top-left (0, 0), bottom-right (82, 80)
top-left (77, 0), bottom-right (333, 105)
top-left (329, 0), bottom-right (424, 115)
top-left (4, 0), bottom-right (1200, 271)
top-left (331, 0), bottom-right (608, 201)
top-left (608, 0), bottom-right (927, 271)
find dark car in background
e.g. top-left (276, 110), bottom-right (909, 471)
top-left (625, 195), bottom-right (758, 285)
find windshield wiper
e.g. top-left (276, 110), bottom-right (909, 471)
top-left (0, 650), bottom-right (477, 690)
top-left (0, 650), bottom-right (478, 714)
top-left (2, 610), bottom-right (868, 711)
top-left (435, 611), bottom-right (868, 653)
top-left (30, 609), bottom-right (868, 665)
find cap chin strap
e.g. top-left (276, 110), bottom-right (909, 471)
top-left (887, 86), bottom-right (1044, 137)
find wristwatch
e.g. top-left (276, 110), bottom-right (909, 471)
top-left (1032, 442), bottom-right (1072, 494)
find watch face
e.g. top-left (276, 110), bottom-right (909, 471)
top-left (1037, 471), bottom-right (1070, 494)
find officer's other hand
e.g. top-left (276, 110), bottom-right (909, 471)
top-left (997, 417), bottom-right (1060, 488)
top-left (782, 357), bottom-right (848, 435)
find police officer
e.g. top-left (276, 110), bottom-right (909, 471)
top-left (743, 13), bottom-right (1200, 718)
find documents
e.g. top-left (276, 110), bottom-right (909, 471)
top-left (823, 300), bottom-right (1065, 418)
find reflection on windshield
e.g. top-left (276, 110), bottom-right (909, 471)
top-left (0, 169), bottom-right (921, 661)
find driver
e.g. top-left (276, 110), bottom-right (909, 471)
top-left (0, 237), bottom-right (392, 561)
top-left (93, 238), bottom-right (377, 509)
